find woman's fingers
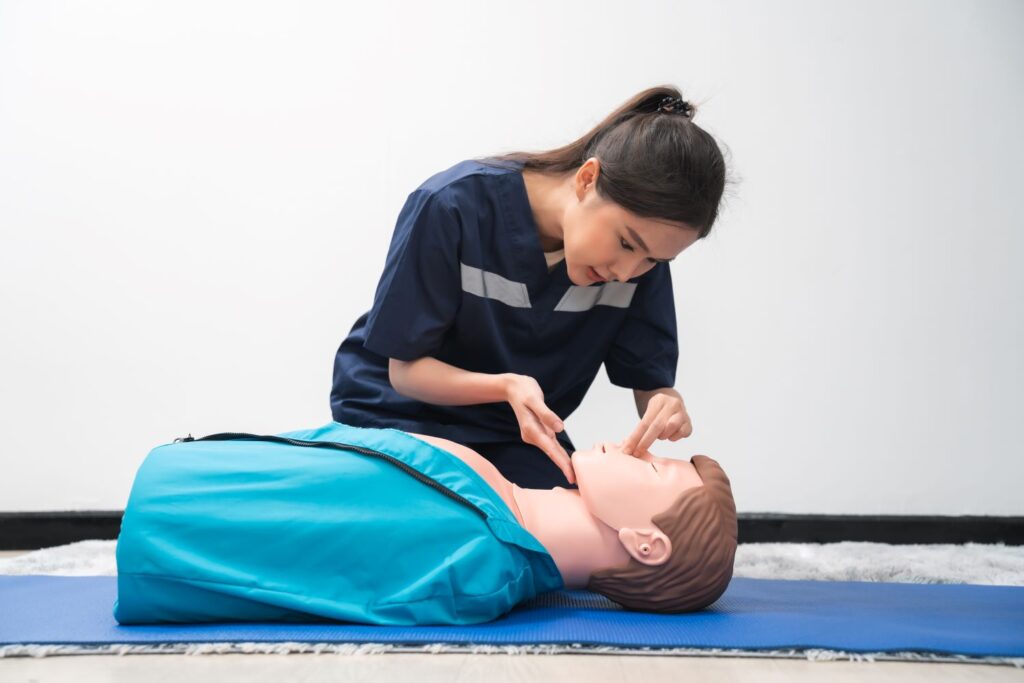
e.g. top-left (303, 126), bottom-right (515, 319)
top-left (509, 383), bottom-right (574, 484)
top-left (540, 433), bottom-right (575, 485)
top-left (625, 396), bottom-right (692, 452)
top-left (668, 418), bottom-right (693, 441)
top-left (634, 419), bottom-right (665, 454)
top-left (526, 397), bottom-right (564, 434)
top-left (621, 416), bottom-right (652, 456)
top-left (523, 410), bottom-right (574, 485)
top-left (630, 406), bottom-right (670, 455)
top-left (659, 413), bottom-right (685, 439)
top-left (518, 399), bottom-right (557, 443)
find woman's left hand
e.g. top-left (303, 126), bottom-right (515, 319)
top-left (620, 391), bottom-right (692, 456)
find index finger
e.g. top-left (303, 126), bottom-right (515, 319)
top-left (633, 421), bottom-right (663, 455)
top-left (621, 414), bottom-right (654, 456)
top-left (618, 438), bottom-right (651, 459)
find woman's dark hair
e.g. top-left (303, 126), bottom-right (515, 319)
top-left (475, 85), bottom-right (730, 238)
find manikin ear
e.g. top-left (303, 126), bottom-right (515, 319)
top-left (617, 527), bottom-right (672, 566)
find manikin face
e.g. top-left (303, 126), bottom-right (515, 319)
top-left (562, 157), bottom-right (701, 288)
top-left (571, 441), bottom-right (705, 533)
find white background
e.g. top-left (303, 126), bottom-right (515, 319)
top-left (1, 0), bottom-right (1021, 514)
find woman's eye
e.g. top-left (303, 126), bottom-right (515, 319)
top-left (619, 237), bottom-right (634, 251)
top-left (650, 462), bottom-right (658, 472)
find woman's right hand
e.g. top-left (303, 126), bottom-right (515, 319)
top-left (503, 374), bottom-right (575, 485)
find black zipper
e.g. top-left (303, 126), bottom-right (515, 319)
top-left (173, 432), bottom-right (487, 520)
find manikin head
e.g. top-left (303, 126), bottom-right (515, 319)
top-left (571, 442), bottom-right (738, 612)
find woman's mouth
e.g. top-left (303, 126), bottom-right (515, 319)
top-left (587, 266), bottom-right (605, 283)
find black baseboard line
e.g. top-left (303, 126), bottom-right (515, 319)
top-left (1, 511), bottom-right (1022, 551)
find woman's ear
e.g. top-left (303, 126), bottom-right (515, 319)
top-left (575, 157), bottom-right (600, 199)
top-left (617, 527), bottom-right (672, 566)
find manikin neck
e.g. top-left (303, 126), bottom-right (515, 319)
top-left (399, 431), bottom-right (633, 589)
top-left (510, 485), bottom-right (632, 588)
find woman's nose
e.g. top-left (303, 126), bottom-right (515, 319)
top-left (611, 255), bottom-right (655, 282)
top-left (608, 265), bottom-right (630, 282)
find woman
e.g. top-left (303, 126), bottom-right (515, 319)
top-left (331, 85), bottom-right (729, 488)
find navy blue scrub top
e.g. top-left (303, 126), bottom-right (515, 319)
top-left (331, 158), bottom-right (678, 448)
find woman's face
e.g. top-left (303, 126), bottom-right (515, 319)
top-left (562, 158), bottom-right (701, 288)
top-left (571, 440), bottom-right (705, 531)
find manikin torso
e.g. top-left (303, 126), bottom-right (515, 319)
top-left (409, 432), bottom-right (623, 587)
top-left (407, 432), bottom-right (703, 588)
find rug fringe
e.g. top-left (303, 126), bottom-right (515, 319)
top-left (1, 642), bottom-right (1022, 666)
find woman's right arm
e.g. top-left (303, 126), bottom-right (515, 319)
top-left (389, 357), bottom-right (576, 484)
top-left (388, 356), bottom-right (511, 406)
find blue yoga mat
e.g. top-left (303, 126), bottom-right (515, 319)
top-left (1, 576), bottom-right (1022, 657)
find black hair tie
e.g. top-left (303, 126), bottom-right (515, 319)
top-left (657, 95), bottom-right (694, 118)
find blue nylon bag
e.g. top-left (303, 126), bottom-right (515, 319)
top-left (113, 422), bottom-right (563, 626)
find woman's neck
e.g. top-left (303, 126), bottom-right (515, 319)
top-left (511, 485), bottom-right (631, 588)
top-left (521, 169), bottom-right (572, 252)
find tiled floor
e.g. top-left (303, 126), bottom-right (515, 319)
top-left (1, 651), bottom-right (1020, 682)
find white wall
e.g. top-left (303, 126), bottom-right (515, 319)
top-left (1, 0), bottom-right (1021, 514)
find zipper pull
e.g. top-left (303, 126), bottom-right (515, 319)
top-left (173, 433), bottom-right (194, 443)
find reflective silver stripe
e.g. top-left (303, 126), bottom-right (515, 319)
top-left (460, 263), bottom-right (532, 309)
top-left (553, 282), bottom-right (637, 312)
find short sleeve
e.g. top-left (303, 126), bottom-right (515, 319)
top-left (362, 190), bottom-right (462, 361)
top-left (603, 262), bottom-right (679, 390)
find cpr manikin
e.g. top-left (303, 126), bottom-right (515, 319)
top-left (411, 433), bottom-right (738, 612)
top-left (114, 422), bottom-right (737, 624)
